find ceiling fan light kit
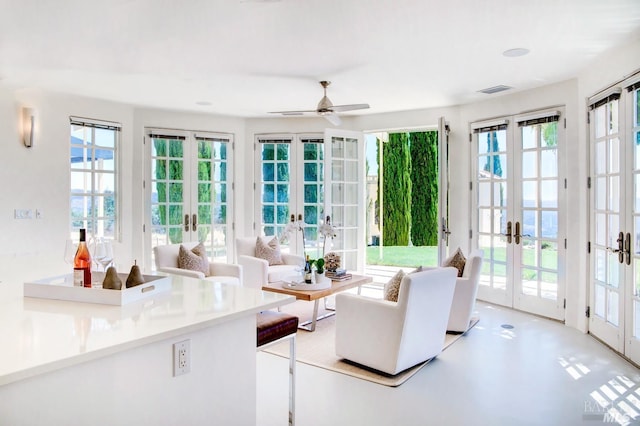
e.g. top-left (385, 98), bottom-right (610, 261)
top-left (269, 80), bottom-right (369, 125)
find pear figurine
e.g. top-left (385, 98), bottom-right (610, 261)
top-left (126, 261), bottom-right (145, 288)
top-left (102, 266), bottom-right (122, 290)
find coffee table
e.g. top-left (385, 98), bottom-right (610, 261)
top-left (262, 274), bottom-right (373, 331)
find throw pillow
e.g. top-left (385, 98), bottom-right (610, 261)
top-left (178, 243), bottom-right (210, 276)
top-left (255, 236), bottom-right (284, 266)
top-left (383, 269), bottom-right (406, 302)
top-left (443, 247), bottom-right (466, 277)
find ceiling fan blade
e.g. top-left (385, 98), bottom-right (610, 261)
top-left (323, 113), bottom-right (342, 126)
top-left (329, 103), bottom-right (370, 112)
top-left (268, 110), bottom-right (315, 115)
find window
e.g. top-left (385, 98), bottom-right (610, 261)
top-left (69, 116), bottom-right (120, 240)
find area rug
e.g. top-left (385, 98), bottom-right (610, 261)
top-left (264, 301), bottom-right (479, 387)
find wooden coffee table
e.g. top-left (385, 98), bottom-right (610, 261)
top-left (262, 274), bottom-right (373, 331)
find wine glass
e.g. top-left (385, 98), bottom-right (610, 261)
top-left (93, 238), bottom-right (114, 271)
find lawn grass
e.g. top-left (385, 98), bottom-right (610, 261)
top-left (366, 245), bottom-right (439, 267)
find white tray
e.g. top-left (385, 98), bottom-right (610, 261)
top-left (282, 280), bottom-right (331, 291)
top-left (24, 273), bottom-right (172, 306)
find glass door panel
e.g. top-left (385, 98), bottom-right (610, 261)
top-left (475, 127), bottom-right (512, 306)
top-left (514, 118), bottom-right (564, 319)
top-left (590, 97), bottom-right (624, 351)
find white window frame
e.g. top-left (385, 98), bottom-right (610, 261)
top-left (69, 116), bottom-right (121, 241)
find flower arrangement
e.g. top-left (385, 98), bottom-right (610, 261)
top-left (323, 252), bottom-right (341, 273)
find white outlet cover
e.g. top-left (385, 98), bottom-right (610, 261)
top-left (173, 339), bottom-right (191, 376)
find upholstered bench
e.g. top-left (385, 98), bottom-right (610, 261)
top-left (256, 311), bottom-right (298, 426)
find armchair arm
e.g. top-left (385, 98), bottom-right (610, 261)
top-left (335, 293), bottom-right (404, 371)
top-left (157, 266), bottom-right (206, 279)
top-left (448, 275), bottom-right (480, 332)
top-left (237, 255), bottom-right (268, 289)
top-left (210, 262), bottom-right (243, 282)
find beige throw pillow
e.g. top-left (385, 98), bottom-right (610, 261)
top-left (178, 243), bottom-right (210, 276)
top-left (383, 269), bottom-right (406, 302)
top-left (255, 236), bottom-right (284, 266)
top-left (443, 247), bottom-right (466, 277)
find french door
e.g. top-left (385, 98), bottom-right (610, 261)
top-left (588, 74), bottom-right (640, 364)
top-left (472, 109), bottom-right (566, 320)
top-left (254, 130), bottom-right (364, 271)
top-left (145, 129), bottom-right (233, 266)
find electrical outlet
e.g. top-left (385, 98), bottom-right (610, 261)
top-left (173, 339), bottom-right (191, 376)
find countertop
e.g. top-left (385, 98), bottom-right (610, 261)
top-left (0, 274), bottom-right (294, 386)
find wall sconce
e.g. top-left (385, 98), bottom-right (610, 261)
top-left (22, 107), bottom-right (35, 148)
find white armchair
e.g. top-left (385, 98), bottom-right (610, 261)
top-left (153, 242), bottom-right (242, 286)
top-left (335, 267), bottom-right (458, 375)
top-left (236, 237), bottom-right (305, 290)
top-left (447, 250), bottom-right (484, 333)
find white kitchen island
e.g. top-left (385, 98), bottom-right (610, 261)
top-left (0, 274), bottom-right (294, 425)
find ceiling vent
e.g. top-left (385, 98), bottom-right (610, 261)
top-left (478, 85), bottom-right (512, 95)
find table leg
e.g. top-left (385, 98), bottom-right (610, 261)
top-left (298, 298), bottom-right (337, 332)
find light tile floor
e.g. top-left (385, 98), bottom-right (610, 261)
top-left (257, 300), bottom-right (640, 426)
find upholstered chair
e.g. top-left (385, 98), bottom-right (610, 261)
top-left (153, 241), bottom-right (242, 286)
top-left (235, 236), bottom-right (305, 289)
top-left (335, 267), bottom-right (458, 375)
top-left (447, 250), bottom-right (484, 333)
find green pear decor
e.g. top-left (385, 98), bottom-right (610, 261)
top-left (126, 261), bottom-right (145, 288)
top-left (102, 266), bottom-right (122, 290)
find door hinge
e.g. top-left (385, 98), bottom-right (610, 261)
top-left (143, 180), bottom-right (146, 189)
top-left (143, 224), bottom-right (146, 232)
top-left (232, 182), bottom-right (235, 191)
top-left (587, 176), bottom-right (591, 189)
top-left (587, 111), bottom-right (591, 125)
top-left (469, 181), bottom-right (473, 191)
top-left (564, 298), bottom-right (566, 309)
top-left (587, 241), bottom-right (591, 253)
top-left (469, 229), bottom-right (473, 239)
top-left (585, 306), bottom-right (591, 318)
top-left (564, 238), bottom-right (567, 249)
top-left (469, 133), bottom-right (472, 142)
top-left (564, 118), bottom-right (566, 129)
top-left (564, 178), bottom-right (567, 189)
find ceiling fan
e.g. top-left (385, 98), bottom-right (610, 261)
top-left (269, 81), bottom-right (370, 126)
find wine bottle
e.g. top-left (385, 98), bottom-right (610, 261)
top-left (304, 255), bottom-right (312, 284)
top-left (73, 228), bottom-right (92, 287)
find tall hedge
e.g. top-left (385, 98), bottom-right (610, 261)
top-left (382, 133), bottom-right (411, 245)
top-left (410, 131), bottom-right (438, 246)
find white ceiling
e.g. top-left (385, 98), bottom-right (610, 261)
top-left (1, 0), bottom-right (639, 119)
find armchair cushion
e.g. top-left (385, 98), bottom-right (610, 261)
top-left (255, 236), bottom-right (284, 265)
top-left (383, 269), bottom-right (406, 302)
top-left (443, 247), bottom-right (466, 277)
top-left (177, 243), bottom-right (210, 275)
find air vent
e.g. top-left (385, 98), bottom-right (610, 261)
top-left (478, 85), bottom-right (512, 95)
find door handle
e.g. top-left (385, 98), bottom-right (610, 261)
top-left (184, 214), bottom-right (190, 232)
top-left (607, 231), bottom-right (625, 264)
top-left (514, 222), bottom-right (521, 245)
top-left (501, 221), bottom-right (512, 244)
top-left (192, 214), bottom-right (197, 232)
top-left (625, 232), bottom-right (631, 265)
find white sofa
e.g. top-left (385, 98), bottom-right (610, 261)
top-left (447, 250), bottom-right (484, 333)
top-left (335, 267), bottom-right (458, 375)
top-left (235, 237), bottom-right (305, 289)
top-left (153, 242), bottom-right (242, 286)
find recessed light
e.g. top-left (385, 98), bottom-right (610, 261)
top-left (196, 101), bottom-right (212, 106)
top-left (503, 48), bottom-right (530, 57)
